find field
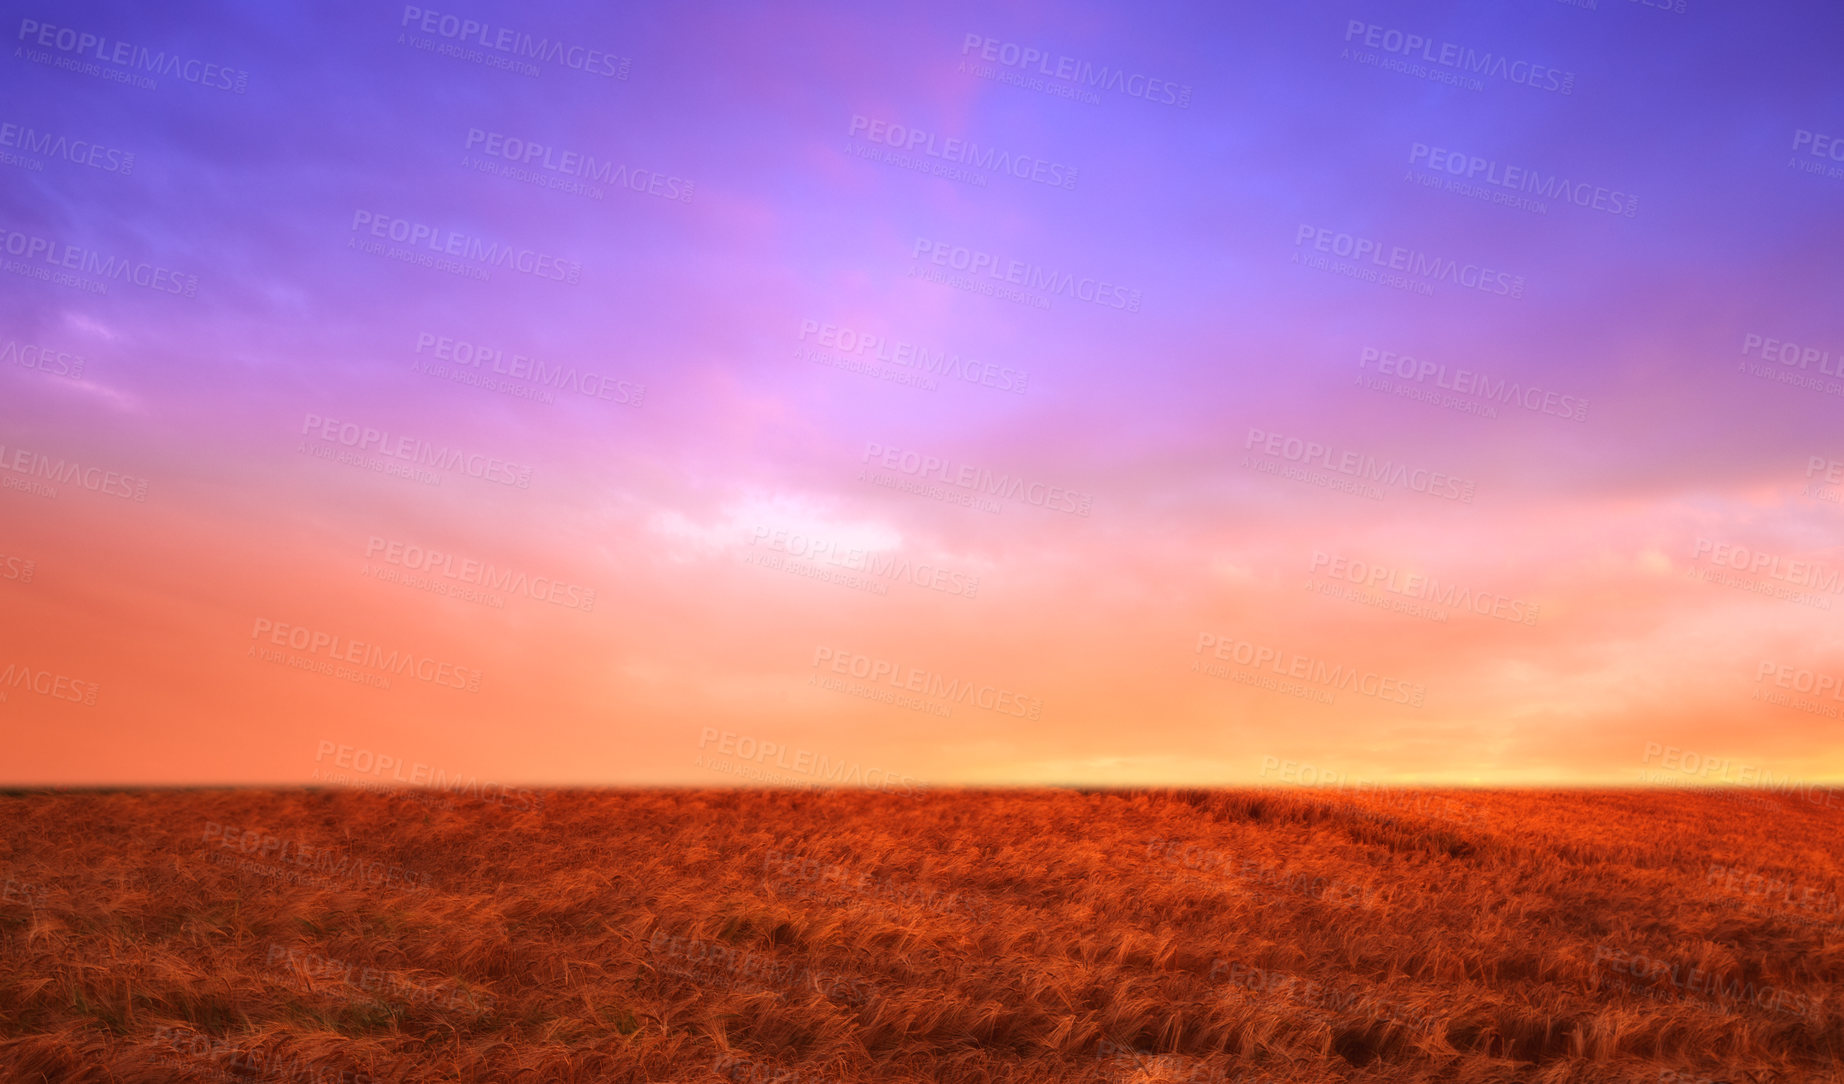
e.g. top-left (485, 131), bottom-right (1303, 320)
top-left (1, 786), bottom-right (1841, 1083)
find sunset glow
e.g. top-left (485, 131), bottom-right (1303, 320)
top-left (4, 1), bottom-right (1844, 789)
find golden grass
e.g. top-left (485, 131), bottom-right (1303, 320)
top-left (0, 787), bottom-right (1840, 1082)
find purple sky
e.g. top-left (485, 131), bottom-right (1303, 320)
top-left (4, 0), bottom-right (1844, 787)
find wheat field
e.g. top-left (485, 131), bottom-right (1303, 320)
top-left (0, 787), bottom-right (1840, 1082)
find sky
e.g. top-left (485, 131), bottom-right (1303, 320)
top-left (4, 0), bottom-right (1844, 789)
